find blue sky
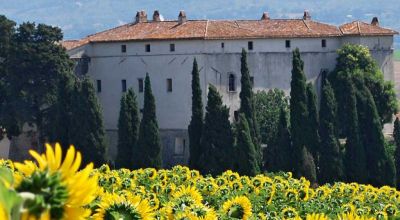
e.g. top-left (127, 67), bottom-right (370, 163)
top-left (0, 0), bottom-right (398, 45)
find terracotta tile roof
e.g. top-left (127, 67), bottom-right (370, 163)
top-left (339, 21), bottom-right (398, 36)
top-left (62, 18), bottom-right (397, 50)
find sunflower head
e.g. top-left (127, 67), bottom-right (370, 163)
top-left (222, 196), bottom-right (252, 220)
top-left (281, 207), bottom-right (298, 219)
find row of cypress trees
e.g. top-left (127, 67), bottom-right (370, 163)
top-left (115, 74), bottom-right (162, 169)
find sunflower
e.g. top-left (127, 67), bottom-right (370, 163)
top-left (384, 204), bottom-right (397, 216)
top-left (94, 193), bottom-right (154, 220)
top-left (172, 185), bottom-right (203, 205)
top-left (14, 143), bottom-right (97, 220)
top-left (375, 211), bottom-right (388, 220)
top-left (306, 213), bottom-right (328, 220)
top-left (0, 203), bottom-right (7, 220)
top-left (337, 212), bottom-right (374, 220)
top-left (187, 204), bottom-right (217, 220)
top-left (222, 196), bottom-right (252, 220)
top-left (281, 207), bottom-right (299, 219)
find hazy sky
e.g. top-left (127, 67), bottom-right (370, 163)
top-left (0, 0), bottom-right (399, 45)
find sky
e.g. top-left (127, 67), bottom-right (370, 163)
top-left (0, 0), bottom-right (399, 46)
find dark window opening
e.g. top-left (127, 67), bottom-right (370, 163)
top-left (138, 78), bottom-right (144, 93)
top-left (322, 39), bottom-right (327, 48)
top-left (96, 80), bottom-right (102, 93)
top-left (167, 78), bottom-right (172, 92)
top-left (121, 79), bottom-right (127, 92)
top-left (170, 44), bottom-right (175, 52)
top-left (234, 111), bottom-right (239, 121)
top-left (285, 40), bottom-right (291, 48)
top-left (221, 42), bottom-right (225, 48)
top-left (250, 76), bottom-right (254, 87)
top-left (248, 41), bottom-right (253, 50)
top-left (228, 74), bottom-right (236, 92)
top-left (121, 45), bottom-right (126, 53)
top-left (145, 44), bottom-right (151, 52)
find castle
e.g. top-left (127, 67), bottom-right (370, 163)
top-left (58, 10), bottom-right (397, 167)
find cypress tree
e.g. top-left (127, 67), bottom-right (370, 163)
top-left (356, 80), bottom-right (394, 186)
top-left (265, 107), bottom-right (293, 172)
top-left (198, 85), bottom-right (234, 176)
top-left (393, 117), bottom-right (400, 189)
top-left (306, 83), bottom-right (320, 162)
top-left (344, 78), bottom-right (367, 183)
top-left (136, 74), bottom-right (162, 169)
top-left (318, 80), bottom-right (344, 183)
top-left (69, 77), bottom-right (107, 167)
top-left (116, 88), bottom-right (139, 169)
top-left (239, 48), bottom-right (261, 166)
top-left (235, 113), bottom-right (260, 176)
top-left (290, 48), bottom-right (317, 182)
top-left (188, 58), bottom-right (203, 169)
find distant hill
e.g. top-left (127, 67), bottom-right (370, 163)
top-left (0, 0), bottom-right (398, 47)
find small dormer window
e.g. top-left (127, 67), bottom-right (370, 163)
top-left (221, 42), bottom-right (225, 48)
top-left (121, 45), bottom-right (127, 53)
top-left (228, 74), bottom-right (236, 92)
top-left (170, 44), bottom-right (175, 52)
top-left (145, 44), bottom-right (151, 52)
top-left (285, 40), bottom-right (291, 48)
top-left (322, 39), bottom-right (327, 48)
top-left (248, 41), bottom-right (253, 51)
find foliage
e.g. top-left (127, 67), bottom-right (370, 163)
top-left (290, 48), bottom-right (317, 182)
top-left (69, 77), bottom-right (107, 167)
top-left (234, 113), bottom-right (260, 176)
top-left (265, 107), bottom-right (293, 173)
top-left (254, 89), bottom-right (289, 146)
top-left (3, 143), bottom-right (400, 219)
top-left (239, 49), bottom-right (262, 167)
top-left (318, 80), bottom-right (344, 183)
top-left (305, 83), bottom-right (320, 161)
top-left (198, 85), bottom-right (234, 176)
top-left (136, 74), bottom-right (162, 169)
top-left (116, 88), bottom-right (139, 169)
top-left (188, 58), bottom-right (203, 170)
top-left (394, 117), bottom-right (400, 189)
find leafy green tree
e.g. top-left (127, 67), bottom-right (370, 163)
top-left (254, 89), bottom-right (289, 146)
top-left (343, 77), bottom-right (367, 183)
top-left (69, 77), bottom-right (107, 167)
top-left (393, 117), bottom-right (400, 189)
top-left (318, 80), bottom-right (344, 183)
top-left (198, 85), bottom-right (234, 176)
top-left (290, 48), bottom-right (317, 182)
top-left (116, 88), bottom-right (139, 169)
top-left (355, 79), bottom-right (395, 186)
top-left (306, 83), bottom-right (320, 161)
top-left (234, 113), bottom-right (260, 176)
top-left (239, 49), bottom-right (261, 166)
top-left (265, 107), bottom-right (293, 172)
top-left (136, 74), bottom-right (162, 169)
top-left (188, 58), bottom-right (203, 169)
top-left (330, 44), bottom-right (397, 134)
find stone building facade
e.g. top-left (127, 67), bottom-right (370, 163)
top-left (59, 10), bottom-right (398, 167)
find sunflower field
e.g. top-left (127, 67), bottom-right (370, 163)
top-left (0, 144), bottom-right (399, 220)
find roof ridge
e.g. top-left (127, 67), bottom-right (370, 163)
top-left (303, 20), bottom-right (311, 31)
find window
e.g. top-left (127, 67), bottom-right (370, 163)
top-left (248, 41), bottom-right (253, 50)
top-left (167, 78), bottom-right (172, 92)
top-left (250, 76), bottom-right (254, 88)
top-left (121, 45), bottom-right (126, 53)
top-left (234, 111), bottom-right (239, 121)
top-left (138, 78), bottom-right (144, 93)
top-left (285, 40), bottom-right (291, 48)
top-left (221, 42), bottom-right (225, 48)
top-left (121, 79), bottom-right (127, 92)
top-left (170, 44), bottom-right (175, 52)
top-left (174, 137), bottom-right (186, 156)
top-left (96, 80), bottom-right (102, 93)
top-left (322, 39), bottom-right (327, 48)
top-left (145, 44), bottom-right (151, 52)
top-left (228, 74), bottom-right (236, 92)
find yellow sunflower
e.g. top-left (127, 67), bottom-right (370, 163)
top-left (14, 143), bottom-right (98, 220)
top-left (337, 212), bottom-right (374, 220)
top-left (94, 193), bottom-right (154, 220)
top-left (0, 203), bottom-right (7, 220)
top-left (306, 213), bottom-right (328, 220)
top-left (172, 185), bottom-right (203, 204)
top-left (281, 207), bottom-right (299, 219)
top-left (222, 196), bottom-right (252, 220)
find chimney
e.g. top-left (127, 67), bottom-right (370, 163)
top-left (153, 10), bottom-right (161, 22)
top-left (371, 17), bottom-right (379, 26)
top-left (135, 10), bottom-right (147, 23)
top-left (178, 10), bottom-right (187, 24)
top-left (303, 10), bottom-right (311, 20)
top-left (261, 12), bottom-right (270, 20)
